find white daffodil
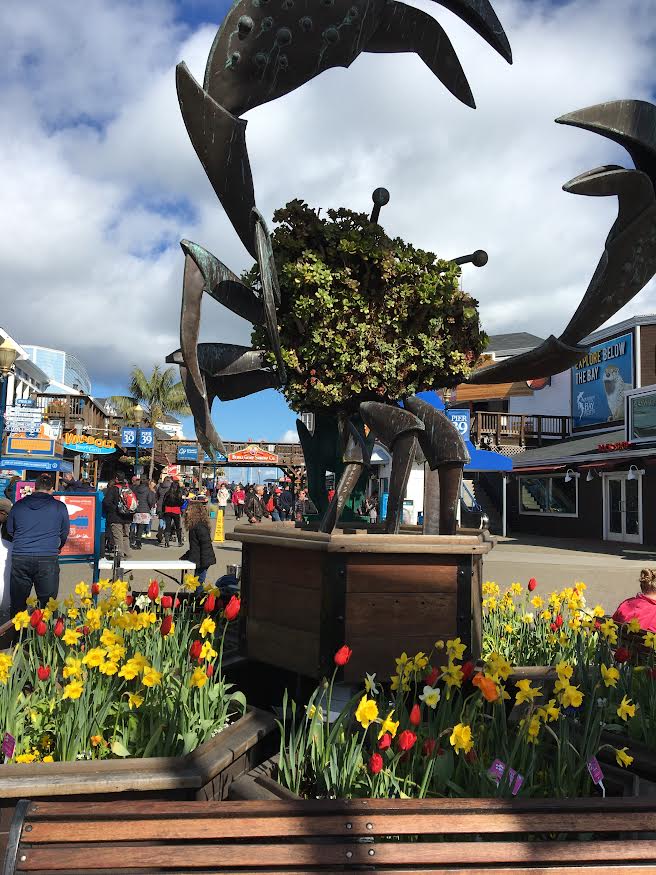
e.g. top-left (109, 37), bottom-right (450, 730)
top-left (364, 673), bottom-right (379, 695)
top-left (419, 685), bottom-right (441, 709)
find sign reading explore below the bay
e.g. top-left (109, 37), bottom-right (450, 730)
top-left (227, 444), bottom-right (279, 464)
top-left (571, 332), bottom-right (633, 430)
top-left (63, 433), bottom-right (116, 455)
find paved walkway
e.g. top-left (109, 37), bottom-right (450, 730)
top-left (59, 519), bottom-right (648, 614)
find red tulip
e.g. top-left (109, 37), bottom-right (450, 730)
top-left (424, 666), bottom-right (440, 686)
top-left (125, 595), bottom-right (134, 606)
top-left (397, 730), bottom-right (417, 752)
top-left (30, 609), bottom-right (43, 628)
top-left (206, 664), bottom-right (214, 678)
top-left (36, 621), bottom-right (47, 637)
top-left (528, 578), bottom-right (538, 592)
top-left (422, 738), bottom-right (437, 757)
top-left (550, 622), bottom-right (557, 632)
top-left (614, 647), bottom-right (631, 663)
top-left (378, 732), bottom-right (392, 751)
top-left (160, 615), bottom-right (173, 637)
top-left (53, 618), bottom-right (65, 638)
top-left (91, 583), bottom-right (100, 596)
top-left (174, 598), bottom-right (181, 609)
top-left (409, 704), bottom-right (421, 726)
top-left (466, 748), bottom-right (478, 764)
top-left (189, 640), bottom-right (202, 660)
top-left (224, 596), bottom-right (241, 622)
top-left (554, 614), bottom-right (564, 629)
top-left (204, 594), bottom-right (216, 613)
top-left (369, 753), bottom-right (383, 775)
top-left (334, 645), bottom-right (352, 667)
top-left (37, 666), bottom-right (51, 681)
top-left (462, 660), bottom-right (475, 682)
top-left (82, 625), bottom-right (90, 636)
top-left (147, 580), bottom-right (159, 601)
top-left (160, 595), bottom-right (173, 609)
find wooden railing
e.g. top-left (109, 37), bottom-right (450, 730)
top-left (34, 394), bottom-right (117, 437)
top-left (473, 412), bottom-right (571, 447)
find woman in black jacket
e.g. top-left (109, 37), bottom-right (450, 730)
top-left (162, 481), bottom-right (184, 548)
top-left (181, 502), bottom-right (216, 583)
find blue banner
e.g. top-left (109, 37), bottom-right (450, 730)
top-left (571, 332), bottom-right (634, 429)
top-left (121, 427), bottom-right (137, 447)
top-left (445, 408), bottom-right (471, 438)
top-left (177, 444), bottom-right (199, 462)
top-left (138, 428), bottom-right (154, 449)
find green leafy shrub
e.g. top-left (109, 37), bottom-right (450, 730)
top-left (247, 200), bottom-right (487, 412)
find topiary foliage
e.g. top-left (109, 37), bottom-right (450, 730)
top-left (247, 200), bottom-right (487, 414)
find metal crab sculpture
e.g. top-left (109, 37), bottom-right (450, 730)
top-left (169, 0), bottom-right (656, 536)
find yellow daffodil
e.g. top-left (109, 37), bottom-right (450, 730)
top-left (100, 629), bottom-right (123, 648)
top-left (82, 647), bottom-right (106, 668)
top-left (63, 656), bottom-right (83, 679)
top-left (12, 611), bottom-right (29, 631)
top-left (617, 696), bottom-right (636, 721)
top-left (0, 653), bottom-right (13, 684)
top-left (591, 604), bottom-right (605, 618)
top-left (85, 607), bottom-right (102, 631)
top-left (419, 685), bottom-right (441, 708)
top-left (644, 632), bottom-right (656, 651)
top-left (378, 711), bottom-right (399, 739)
top-left (531, 595), bottom-right (544, 609)
top-left (189, 667), bottom-right (208, 688)
top-left (482, 581), bottom-right (500, 597)
top-left (559, 684), bottom-right (583, 709)
top-left (142, 667), bottom-right (162, 687)
top-left (521, 613), bottom-right (534, 625)
top-left (627, 618), bottom-right (642, 633)
top-left (98, 661), bottom-right (118, 676)
top-left (128, 692), bottom-right (144, 709)
top-left (515, 679), bottom-right (542, 705)
top-left (600, 664), bottom-right (620, 688)
top-left (510, 583), bottom-right (522, 597)
top-left (199, 617), bottom-right (216, 638)
top-left (413, 651), bottom-right (429, 671)
top-left (26, 595), bottom-right (38, 608)
top-left (75, 582), bottom-right (90, 599)
top-left (200, 641), bottom-right (217, 661)
top-left (111, 580), bottom-right (129, 601)
top-left (600, 618), bottom-right (618, 644)
top-left (364, 673), bottom-right (378, 694)
top-left (45, 597), bottom-right (59, 612)
top-left (526, 714), bottom-right (541, 743)
top-left (62, 680), bottom-right (84, 700)
top-left (441, 661), bottom-right (464, 689)
top-left (537, 699), bottom-right (560, 723)
top-left (15, 752), bottom-right (38, 763)
top-left (540, 610), bottom-right (552, 622)
top-left (118, 661), bottom-right (140, 680)
top-left (42, 755), bottom-right (54, 762)
top-left (63, 628), bottom-right (82, 646)
top-left (355, 695), bottom-right (379, 729)
top-left (446, 637), bottom-right (466, 660)
top-left (395, 652), bottom-right (410, 671)
top-left (615, 747), bottom-right (634, 768)
top-left (105, 644), bottom-right (126, 663)
top-left (434, 639), bottom-right (445, 650)
top-left (555, 662), bottom-right (573, 682)
top-left (183, 574), bottom-right (201, 592)
top-left (306, 704), bottom-right (324, 720)
top-left (449, 722), bottom-right (473, 755)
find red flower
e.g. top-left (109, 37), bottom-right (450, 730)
top-left (424, 666), bottom-right (440, 686)
top-left (614, 647), bottom-right (631, 663)
top-left (53, 618), bottom-right (65, 638)
top-left (189, 640), bottom-right (202, 660)
top-left (369, 753), bottom-right (383, 775)
top-left (174, 598), bottom-right (181, 609)
top-left (224, 596), bottom-right (241, 622)
top-left (528, 578), bottom-right (538, 592)
top-left (555, 614), bottom-right (564, 629)
top-left (37, 666), bottom-right (51, 681)
top-left (334, 645), bottom-right (352, 667)
top-left (30, 609), bottom-right (43, 628)
top-left (422, 738), bottom-right (437, 757)
top-left (465, 748), bottom-right (478, 764)
top-left (36, 621), bottom-right (47, 637)
top-left (125, 595), bottom-right (134, 606)
top-left (550, 623), bottom-right (557, 632)
top-left (409, 703), bottom-right (421, 726)
top-left (378, 733), bottom-right (392, 751)
top-left (206, 664), bottom-right (214, 678)
top-left (91, 583), bottom-right (100, 596)
top-left (462, 660), bottom-right (475, 682)
top-left (204, 594), bottom-right (216, 613)
top-left (397, 730), bottom-right (417, 752)
top-left (82, 625), bottom-right (90, 636)
top-left (594, 619), bottom-right (602, 631)
top-left (160, 615), bottom-right (173, 637)
top-left (160, 595), bottom-right (173, 609)
top-left (147, 580), bottom-right (159, 601)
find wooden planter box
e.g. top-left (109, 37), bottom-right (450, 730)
top-left (0, 707), bottom-right (276, 858)
top-left (600, 731), bottom-right (656, 785)
top-left (228, 525), bottom-right (493, 682)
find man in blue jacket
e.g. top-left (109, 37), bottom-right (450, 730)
top-left (6, 473), bottom-right (70, 616)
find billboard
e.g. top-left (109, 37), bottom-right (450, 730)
top-left (54, 494), bottom-right (98, 558)
top-left (177, 444), bottom-right (199, 462)
top-left (626, 386), bottom-right (656, 443)
top-left (227, 444), bottom-right (279, 464)
top-left (571, 332), bottom-right (633, 430)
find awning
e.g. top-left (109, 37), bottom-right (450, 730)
top-left (512, 464), bottom-right (566, 474)
top-left (465, 441), bottom-right (513, 472)
top-left (0, 457), bottom-right (74, 473)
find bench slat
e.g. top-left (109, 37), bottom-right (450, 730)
top-left (23, 809), bottom-right (656, 842)
top-left (15, 839), bottom-right (656, 871)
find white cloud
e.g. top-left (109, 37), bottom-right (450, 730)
top-left (280, 429), bottom-right (300, 444)
top-left (0, 0), bottom-right (655, 400)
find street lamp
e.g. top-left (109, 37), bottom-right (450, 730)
top-left (132, 403), bottom-right (145, 474)
top-left (0, 341), bottom-right (18, 451)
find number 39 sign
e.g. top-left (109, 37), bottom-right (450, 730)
top-left (445, 409), bottom-right (471, 438)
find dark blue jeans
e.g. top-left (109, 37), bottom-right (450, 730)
top-left (10, 555), bottom-right (60, 616)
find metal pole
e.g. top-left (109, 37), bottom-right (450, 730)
top-left (0, 376), bottom-right (7, 451)
top-left (502, 475), bottom-right (507, 538)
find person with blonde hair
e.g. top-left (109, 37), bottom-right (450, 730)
top-left (181, 501), bottom-right (216, 584)
top-left (613, 568), bottom-right (656, 632)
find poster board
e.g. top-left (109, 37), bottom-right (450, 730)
top-left (15, 481), bottom-right (36, 502)
top-left (571, 332), bottom-right (634, 430)
top-left (53, 492), bottom-right (103, 580)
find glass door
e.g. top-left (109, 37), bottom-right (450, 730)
top-left (604, 474), bottom-right (642, 543)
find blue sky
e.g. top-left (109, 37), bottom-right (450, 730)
top-left (1, 0), bottom-right (656, 446)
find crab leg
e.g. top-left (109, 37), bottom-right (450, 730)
top-left (178, 365), bottom-right (227, 460)
top-left (252, 209), bottom-right (287, 384)
top-left (469, 334), bottom-right (587, 384)
top-left (430, 0), bottom-right (512, 63)
top-left (318, 420), bottom-right (373, 533)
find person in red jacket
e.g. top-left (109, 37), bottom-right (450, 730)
top-left (613, 568), bottom-right (656, 632)
top-left (231, 484), bottom-right (246, 519)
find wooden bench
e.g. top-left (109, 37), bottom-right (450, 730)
top-left (4, 796), bottom-right (656, 873)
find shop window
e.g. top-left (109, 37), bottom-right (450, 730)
top-left (518, 475), bottom-right (578, 517)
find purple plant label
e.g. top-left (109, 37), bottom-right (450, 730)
top-left (2, 733), bottom-right (15, 759)
top-left (488, 758), bottom-right (506, 784)
top-left (511, 773), bottom-right (524, 796)
top-left (587, 756), bottom-right (604, 785)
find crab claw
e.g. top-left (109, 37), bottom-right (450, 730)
top-left (177, 365), bottom-right (227, 460)
top-left (251, 209), bottom-right (287, 385)
top-left (433, 0), bottom-right (512, 64)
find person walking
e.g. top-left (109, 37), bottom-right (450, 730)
top-left (155, 476), bottom-right (172, 544)
top-left (232, 483), bottom-right (246, 519)
top-left (246, 485), bottom-right (270, 524)
top-left (130, 476), bottom-right (156, 550)
top-left (6, 474), bottom-right (70, 616)
top-left (0, 497), bottom-right (13, 625)
top-left (102, 472), bottom-right (135, 558)
top-left (216, 482), bottom-right (230, 512)
top-left (181, 502), bottom-right (216, 584)
top-left (277, 486), bottom-right (293, 521)
top-left (61, 471), bottom-right (87, 492)
top-left (163, 480), bottom-right (184, 547)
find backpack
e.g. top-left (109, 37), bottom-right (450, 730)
top-left (117, 483), bottom-right (138, 514)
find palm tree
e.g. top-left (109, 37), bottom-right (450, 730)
top-left (111, 365), bottom-right (191, 480)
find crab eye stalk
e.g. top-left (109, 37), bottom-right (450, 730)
top-left (370, 187), bottom-right (391, 224)
top-left (451, 249), bottom-right (489, 267)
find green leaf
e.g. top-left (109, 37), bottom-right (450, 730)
top-left (111, 740), bottom-right (131, 758)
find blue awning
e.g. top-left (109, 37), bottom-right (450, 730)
top-left (0, 457), bottom-right (74, 473)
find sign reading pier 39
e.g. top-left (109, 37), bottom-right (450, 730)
top-left (571, 332), bottom-right (633, 431)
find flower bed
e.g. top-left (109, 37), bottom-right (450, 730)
top-left (275, 638), bottom-right (653, 800)
top-left (0, 576), bottom-right (244, 762)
